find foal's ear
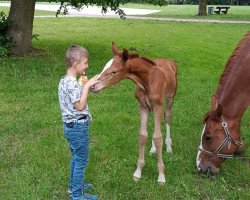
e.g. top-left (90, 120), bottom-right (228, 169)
top-left (112, 42), bottom-right (119, 55)
top-left (122, 48), bottom-right (129, 62)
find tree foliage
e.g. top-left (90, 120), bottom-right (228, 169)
top-left (37, 0), bottom-right (168, 7)
top-left (52, 0), bottom-right (168, 18)
top-left (53, 0), bottom-right (167, 11)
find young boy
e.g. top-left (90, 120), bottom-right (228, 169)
top-left (58, 45), bottom-right (99, 200)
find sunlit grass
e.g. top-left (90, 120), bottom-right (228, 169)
top-left (0, 17), bottom-right (249, 200)
top-left (1, 2), bottom-right (250, 20)
top-left (122, 4), bottom-right (250, 21)
top-left (0, 6), bottom-right (55, 16)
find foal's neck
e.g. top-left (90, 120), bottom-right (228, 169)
top-left (126, 58), bottom-right (153, 90)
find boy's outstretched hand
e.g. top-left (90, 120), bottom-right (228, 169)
top-left (85, 75), bottom-right (99, 90)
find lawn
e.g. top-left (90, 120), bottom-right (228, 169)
top-left (0, 16), bottom-right (249, 200)
top-left (123, 4), bottom-right (250, 21)
top-left (1, 2), bottom-right (250, 21)
top-left (0, 6), bottom-right (55, 16)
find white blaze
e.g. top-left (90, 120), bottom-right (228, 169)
top-left (98, 59), bottom-right (113, 77)
top-left (196, 124), bottom-right (206, 170)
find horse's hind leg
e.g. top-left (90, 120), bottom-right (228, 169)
top-left (133, 107), bottom-right (149, 181)
top-left (164, 96), bottom-right (174, 153)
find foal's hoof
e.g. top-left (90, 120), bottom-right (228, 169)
top-left (166, 146), bottom-right (172, 153)
top-left (157, 174), bottom-right (166, 185)
top-left (158, 181), bottom-right (166, 186)
top-left (133, 176), bottom-right (140, 182)
top-left (149, 147), bottom-right (157, 155)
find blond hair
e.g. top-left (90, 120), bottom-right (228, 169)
top-left (65, 45), bottom-right (89, 68)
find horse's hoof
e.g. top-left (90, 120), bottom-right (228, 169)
top-left (133, 176), bottom-right (140, 182)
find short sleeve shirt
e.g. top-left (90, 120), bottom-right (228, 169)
top-left (58, 76), bottom-right (92, 123)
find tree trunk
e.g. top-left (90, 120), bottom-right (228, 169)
top-left (198, 0), bottom-right (207, 16)
top-left (7, 0), bottom-right (35, 55)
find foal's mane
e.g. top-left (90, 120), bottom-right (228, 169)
top-left (141, 57), bottom-right (156, 66)
top-left (128, 53), bottom-right (156, 66)
top-left (215, 32), bottom-right (250, 97)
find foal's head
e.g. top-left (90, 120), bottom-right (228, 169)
top-left (196, 98), bottom-right (241, 175)
top-left (91, 43), bottom-right (130, 93)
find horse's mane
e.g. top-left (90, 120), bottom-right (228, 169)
top-left (204, 32), bottom-right (250, 122)
top-left (215, 32), bottom-right (250, 97)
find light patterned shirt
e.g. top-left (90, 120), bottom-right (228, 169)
top-left (58, 76), bottom-right (92, 123)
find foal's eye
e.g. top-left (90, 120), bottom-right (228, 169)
top-left (112, 71), bottom-right (117, 75)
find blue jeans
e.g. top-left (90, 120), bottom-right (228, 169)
top-left (63, 121), bottom-right (89, 200)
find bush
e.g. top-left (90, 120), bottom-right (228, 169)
top-left (0, 11), bottom-right (11, 57)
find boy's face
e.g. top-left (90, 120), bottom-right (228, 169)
top-left (76, 57), bottom-right (88, 75)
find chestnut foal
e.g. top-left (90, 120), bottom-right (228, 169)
top-left (92, 43), bottom-right (177, 184)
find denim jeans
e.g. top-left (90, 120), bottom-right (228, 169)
top-left (63, 121), bottom-right (89, 200)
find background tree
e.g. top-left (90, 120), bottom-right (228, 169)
top-left (6, 0), bottom-right (167, 56)
top-left (7, 0), bottom-right (35, 55)
top-left (198, 0), bottom-right (207, 16)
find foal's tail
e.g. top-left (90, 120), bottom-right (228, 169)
top-left (168, 61), bottom-right (178, 100)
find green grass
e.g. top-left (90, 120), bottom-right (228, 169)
top-left (0, 17), bottom-right (250, 200)
top-left (1, 2), bottom-right (250, 20)
top-left (122, 4), bottom-right (250, 21)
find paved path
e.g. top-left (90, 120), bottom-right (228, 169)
top-left (0, 2), bottom-right (160, 16)
top-left (1, 2), bottom-right (250, 24)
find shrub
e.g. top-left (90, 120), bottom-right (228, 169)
top-left (0, 11), bottom-right (11, 57)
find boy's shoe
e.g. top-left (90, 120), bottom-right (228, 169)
top-left (78, 193), bottom-right (98, 200)
top-left (68, 183), bottom-right (94, 194)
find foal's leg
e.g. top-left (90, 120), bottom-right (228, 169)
top-left (164, 96), bottom-right (174, 153)
top-left (133, 107), bottom-right (149, 181)
top-left (153, 105), bottom-right (166, 184)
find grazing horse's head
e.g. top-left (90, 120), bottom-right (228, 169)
top-left (91, 43), bottom-right (130, 93)
top-left (196, 97), bottom-right (241, 175)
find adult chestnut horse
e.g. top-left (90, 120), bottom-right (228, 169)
top-left (196, 32), bottom-right (250, 174)
top-left (92, 43), bottom-right (177, 184)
